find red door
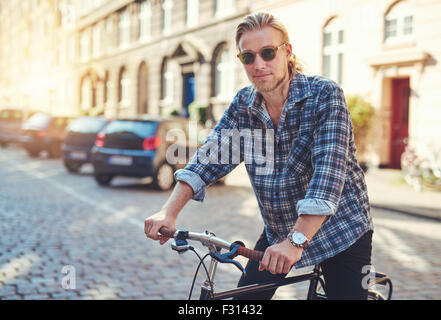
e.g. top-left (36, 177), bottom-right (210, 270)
top-left (390, 78), bottom-right (410, 169)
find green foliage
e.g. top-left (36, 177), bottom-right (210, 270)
top-left (188, 102), bottom-right (208, 124)
top-left (346, 95), bottom-right (373, 131)
top-left (346, 95), bottom-right (374, 158)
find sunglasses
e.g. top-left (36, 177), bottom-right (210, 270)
top-left (237, 43), bottom-right (287, 65)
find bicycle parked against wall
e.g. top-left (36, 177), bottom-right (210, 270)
top-left (158, 227), bottom-right (393, 300)
top-left (401, 139), bottom-right (441, 191)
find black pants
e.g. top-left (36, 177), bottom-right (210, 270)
top-left (235, 230), bottom-right (373, 300)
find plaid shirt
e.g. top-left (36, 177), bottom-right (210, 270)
top-left (175, 72), bottom-right (374, 269)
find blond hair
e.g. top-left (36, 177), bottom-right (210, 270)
top-left (235, 12), bottom-right (303, 76)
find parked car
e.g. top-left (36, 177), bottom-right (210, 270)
top-left (20, 112), bottom-right (73, 158)
top-left (0, 108), bottom-right (36, 147)
top-left (61, 116), bottom-right (110, 173)
top-left (91, 116), bottom-right (203, 190)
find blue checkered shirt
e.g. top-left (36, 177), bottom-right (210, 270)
top-left (175, 72), bottom-right (374, 268)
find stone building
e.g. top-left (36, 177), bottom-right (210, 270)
top-left (1, 0), bottom-right (440, 169)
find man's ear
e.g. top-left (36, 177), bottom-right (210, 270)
top-left (285, 43), bottom-right (293, 57)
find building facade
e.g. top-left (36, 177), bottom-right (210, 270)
top-left (0, 0), bottom-right (440, 168)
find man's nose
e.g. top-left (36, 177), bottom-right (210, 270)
top-left (253, 54), bottom-right (266, 69)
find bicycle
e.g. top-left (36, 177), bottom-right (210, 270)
top-left (401, 139), bottom-right (441, 191)
top-left (158, 227), bottom-right (393, 300)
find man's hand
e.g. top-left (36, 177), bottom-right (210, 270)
top-left (259, 239), bottom-right (303, 274)
top-left (144, 210), bottom-right (176, 245)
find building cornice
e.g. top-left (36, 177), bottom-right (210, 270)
top-left (367, 48), bottom-right (430, 68)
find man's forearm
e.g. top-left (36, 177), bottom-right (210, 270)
top-left (160, 181), bottom-right (194, 220)
top-left (292, 214), bottom-right (327, 242)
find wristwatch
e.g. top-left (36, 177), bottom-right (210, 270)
top-left (287, 231), bottom-right (309, 249)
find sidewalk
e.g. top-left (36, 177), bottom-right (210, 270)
top-left (365, 168), bottom-right (441, 221)
top-left (225, 164), bottom-right (441, 221)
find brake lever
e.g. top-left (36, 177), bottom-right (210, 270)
top-left (171, 230), bottom-right (192, 254)
top-left (209, 242), bottom-right (246, 275)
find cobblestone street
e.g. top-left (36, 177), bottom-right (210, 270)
top-left (0, 146), bottom-right (440, 300)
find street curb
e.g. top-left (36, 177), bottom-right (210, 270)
top-left (371, 204), bottom-right (441, 222)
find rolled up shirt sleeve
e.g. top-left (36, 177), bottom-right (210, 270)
top-left (296, 198), bottom-right (337, 216)
top-left (298, 82), bottom-right (350, 216)
top-left (174, 169), bottom-right (207, 202)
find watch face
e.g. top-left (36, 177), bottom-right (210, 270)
top-left (293, 232), bottom-right (306, 244)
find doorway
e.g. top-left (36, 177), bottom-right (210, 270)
top-left (389, 78), bottom-right (410, 169)
top-left (182, 72), bottom-right (195, 117)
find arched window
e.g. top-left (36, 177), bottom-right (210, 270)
top-left (138, 62), bottom-right (149, 114)
top-left (81, 77), bottom-right (92, 111)
top-left (103, 70), bottom-right (110, 106)
top-left (161, 58), bottom-right (179, 104)
top-left (118, 67), bottom-right (130, 108)
top-left (213, 44), bottom-right (236, 102)
top-left (322, 17), bottom-right (344, 84)
top-left (384, 1), bottom-right (414, 43)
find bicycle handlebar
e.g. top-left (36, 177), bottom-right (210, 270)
top-left (159, 227), bottom-right (264, 261)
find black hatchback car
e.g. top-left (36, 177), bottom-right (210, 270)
top-left (91, 116), bottom-right (202, 190)
top-left (61, 116), bottom-right (110, 173)
top-left (20, 112), bottom-right (73, 158)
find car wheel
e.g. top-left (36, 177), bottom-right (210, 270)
top-left (153, 162), bottom-right (175, 191)
top-left (64, 160), bottom-right (82, 173)
top-left (94, 174), bottom-right (114, 186)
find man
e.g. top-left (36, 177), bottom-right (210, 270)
top-left (145, 12), bottom-right (374, 300)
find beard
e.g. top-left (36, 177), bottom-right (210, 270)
top-left (251, 69), bottom-right (289, 93)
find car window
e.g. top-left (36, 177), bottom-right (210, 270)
top-left (24, 113), bottom-right (51, 128)
top-left (103, 120), bottom-right (158, 138)
top-left (67, 117), bottom-right (108, 133)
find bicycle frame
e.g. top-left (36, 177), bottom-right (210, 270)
top-left (199, 262), bottom-right (325, 300)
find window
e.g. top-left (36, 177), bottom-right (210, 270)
top-left (139, 1), bottom-right (151, 41)
top-left (92, 24), bottom-right (101, 58)
top-left (162, 59), bottom-right (179, 103)
top-left (215, 47), bottom-right (236, 101)
top-left (119, 9), bottom-right (130, 48)
top-left (384, 1), bottom-right (414, 43)
top-left (118, 68), bottom-right (130, 107)
top-left (186, 0), bottom-right (199, 28)
top-left (322, 17), bottom-right (344, 84)
top-left (162, 0), bottom-right (173, 35)
top-left (215, 0), bottom-right (235, 18)
top-left (105, 17), bottom-right (113, 52)
top-left (80, 29), bottom-right (90, 62)
top-left (81, 78), bottom-right (92, 110)
top-left (103, 71), bottom-right (110, 106)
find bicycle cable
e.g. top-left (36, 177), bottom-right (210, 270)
top-left (187, 247), bottom-right (214, 300)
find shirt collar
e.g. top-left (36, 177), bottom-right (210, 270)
top-left (247, 72), bottom-right (312, 116)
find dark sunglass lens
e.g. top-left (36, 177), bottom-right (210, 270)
top-left (261, 48), bottom-right (276, 61)
top-left (240, 53), bottom-right (255, 64)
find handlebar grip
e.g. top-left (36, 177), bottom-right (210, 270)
top-left (158, 226), bottom-right (264, 261)
top-left (237, 246), bottom-right (264, 261)
top-left (158, 227), bottom-right (176, 238)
